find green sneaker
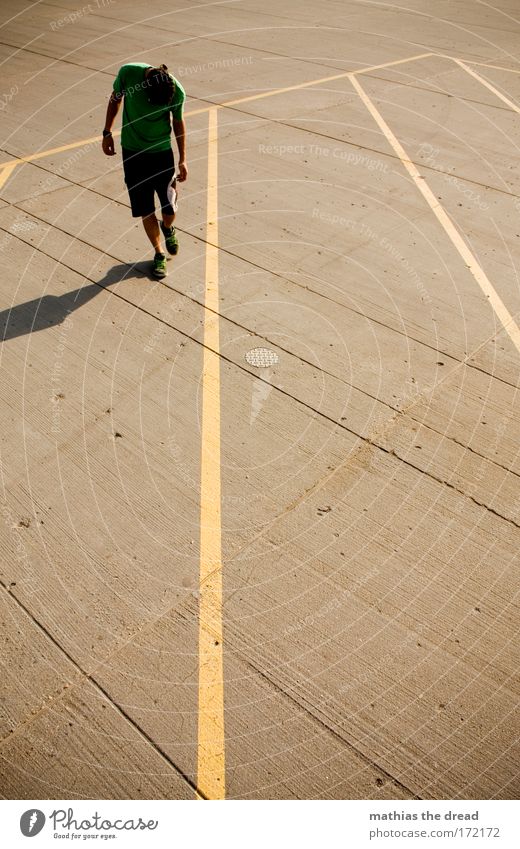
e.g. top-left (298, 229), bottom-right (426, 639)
top-left (161, 221), bottom-right (179, 255)
top-left (152, 252), bottom-right (167, 279)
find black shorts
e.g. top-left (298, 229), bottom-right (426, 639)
top-left (122, 147), bottom-right (178, 218)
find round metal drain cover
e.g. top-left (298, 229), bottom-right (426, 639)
top-left (245, 347), bottom-right (279, 368)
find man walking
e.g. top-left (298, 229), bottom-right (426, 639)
top-left (102, 62), bottom-right (187, 279)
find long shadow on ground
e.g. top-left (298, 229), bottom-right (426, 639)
top-left (0, 262), bottom-right (151, 342)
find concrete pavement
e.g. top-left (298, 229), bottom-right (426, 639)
top-left (0, 0), bottom-right (519, 799)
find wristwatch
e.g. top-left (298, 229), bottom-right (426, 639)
top-left (102, 129), bottom-right (112, 137)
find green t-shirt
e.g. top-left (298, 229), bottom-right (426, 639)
top-left (112, 62), bottom-right (186, 152)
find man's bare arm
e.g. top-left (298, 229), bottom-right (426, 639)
top-left (172, 118), bottom-right (187, 181)
top-left (102, 92), bottom-right (122, 156)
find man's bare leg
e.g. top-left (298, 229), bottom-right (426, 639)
top-left (142, 213), bottom-right (167, 278)
top-left (162, 212), bottom-right (175, 229)
top-left (160, 211), bottom-right (178, 255)
top-left (142, 213), bottom-right (162, 254)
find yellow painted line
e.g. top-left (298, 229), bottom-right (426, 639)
top-left (0, 107), bottom-right (212, 169)
top-left (0, 53), bottom-right (432, 169)
top-left (349, 73), bottom-right (520, 356)
top-left (185, 106), bottom-right (217, 117)
top-left (355, 52), bottom-right (433, 76)
top-left (0, 134), bottom-right (111, 168)
top-left (452, 58), bottom-right (520, 113)
top-left (453, 57), bottom-right (520, 75)
top-left (0, 162), bottom-right (18, 191)
top-left (221, 53), bottom-right (432, 109)
top-left (197, 106), bottom-right (225, 801)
